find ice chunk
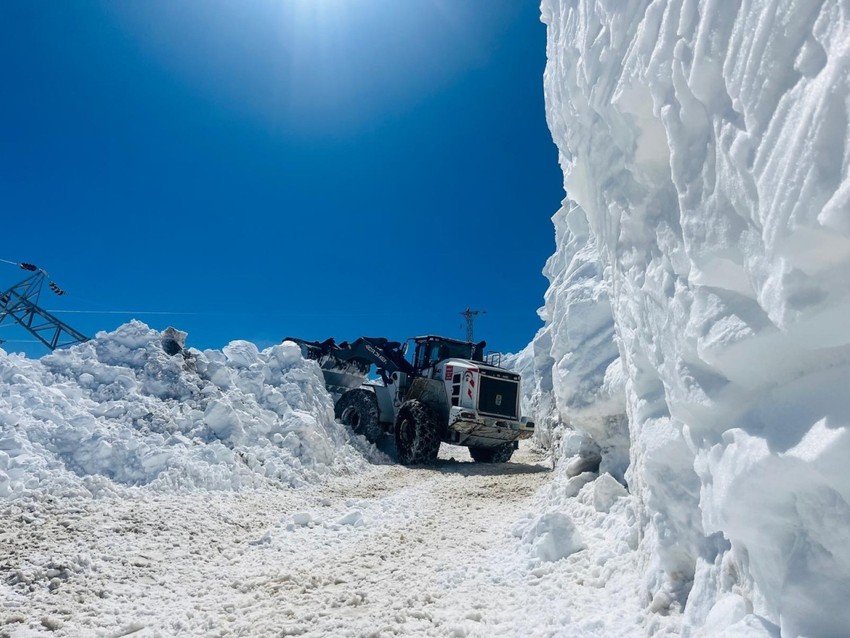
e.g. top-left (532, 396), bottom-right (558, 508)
top-left (520, 509), bottom-right (585, 563)
top-left (292, 512), bottom-right (313, 527)
top-left (336, 510), bottom-right (364, 527)
top-left (583, 473), bottom-right (628, 513)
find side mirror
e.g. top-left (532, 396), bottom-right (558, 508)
top-left (401, 342), bottom-right (409, 356)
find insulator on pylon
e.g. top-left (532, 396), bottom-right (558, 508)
top-left (20, 263), bottom-right (38, 271)
top-left (49, 282), bottom-right (65, 296)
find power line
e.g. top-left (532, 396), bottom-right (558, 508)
top-left (52, 310), bottom-right (168, 316)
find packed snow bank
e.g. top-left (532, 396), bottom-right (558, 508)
top-left (539, 0), bottom-right (850, 635)
top-left (0, 321), bottom-right (368, 499)
top-left (509, 201), bottom-right (630, 481)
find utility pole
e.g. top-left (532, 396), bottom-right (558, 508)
top-left (460, 308), bottom-right (485, 342)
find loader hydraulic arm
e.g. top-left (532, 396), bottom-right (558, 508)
top-left (284, 335), bottom-right (415, 383)
top-left (335, 337), bottom-right (415, 377)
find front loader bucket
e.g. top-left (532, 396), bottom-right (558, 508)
top-left (284, 337), bottom-right (370, 394)
top-left (319, 363), bottom-right (370, 394)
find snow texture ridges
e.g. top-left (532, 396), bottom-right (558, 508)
top-left (538, 0), bottom-right (850, 635)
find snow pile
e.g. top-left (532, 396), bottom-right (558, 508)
top-left (0, 321), bottom-right (367, 499)
top-left (539, 0), bottom-right (850, 635)
top-left (515, 467), bottom-right (634, 565)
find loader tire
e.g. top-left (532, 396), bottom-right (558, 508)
top-left (394, 400), bottom-right (440, 465)
top-left (335, 389), bottom-right (382, 443)
top-left (469, 442), bottom-right (514, 463)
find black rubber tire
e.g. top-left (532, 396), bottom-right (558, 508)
top-left (394, 400), bottom-right (440, 465)
top-left (469, 442), bottom-right (514, 463)
top-left (335, 389), bottom-right (383, 443)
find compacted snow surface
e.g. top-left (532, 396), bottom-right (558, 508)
top-left (0, 445), bottom-right (650, 637)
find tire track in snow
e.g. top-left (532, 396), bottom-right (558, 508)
top-left (218, 445), bottom-right (553, 637)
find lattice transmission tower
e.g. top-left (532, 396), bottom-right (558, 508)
top-left (0, 262), bottom-right (89, 351)
top-left (460, 308), bottom-right (486, 342)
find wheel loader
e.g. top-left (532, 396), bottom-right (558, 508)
top-left (285, 335), bottom-right (534, 464)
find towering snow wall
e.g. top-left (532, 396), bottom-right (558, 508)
top-left (539, 0), bottom-right (850, 635)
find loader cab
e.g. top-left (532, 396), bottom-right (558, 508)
top-left (409, 336), bottom-right (486, 373)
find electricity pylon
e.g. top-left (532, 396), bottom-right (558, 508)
top-left (460, 308), bottom-right (486, 342)
top-left (0, 263), bottom-right (88, 351)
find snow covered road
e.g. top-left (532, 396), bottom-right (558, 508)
top-left (1, 444), bottom-right (653, 637)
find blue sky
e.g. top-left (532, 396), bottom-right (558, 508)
top-left (1, 0), bottom-right (563, 358)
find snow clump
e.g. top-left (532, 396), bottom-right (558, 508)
top-left (516, 509), bottom-right (586, 563)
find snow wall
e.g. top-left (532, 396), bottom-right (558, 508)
top-left (0, 321), bottom-right (368, 500)
top-left (533, 1), bottom-right (850, 635)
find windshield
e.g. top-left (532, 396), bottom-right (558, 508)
top-left (414, 339), bottom-right (476, 368)
top-left (441, 342), bottom-right (474, 360)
